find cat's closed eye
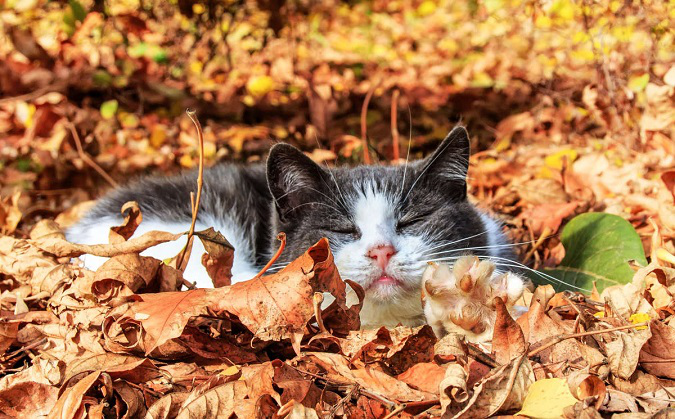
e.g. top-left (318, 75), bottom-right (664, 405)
top-left (396, 212), bottom-right (432, 232)
top-left (327, 224), bottom-right (360, 237)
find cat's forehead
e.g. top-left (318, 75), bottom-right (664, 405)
top-left (332, 165), bottom-right (410, 196)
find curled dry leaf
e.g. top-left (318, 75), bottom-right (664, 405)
top-left (91, 254), bottom-right (162, 300)
top-left (33, 229), bottom-right (183, 258)
top-left (109, 201), bottom-right (143, 244)
top-left (195, 227), bottom-right (234, 287)
top-left (48, 371), bottom-right (101, 419)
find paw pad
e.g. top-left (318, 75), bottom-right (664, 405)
top-left (421, 255), bottom-right (527, 343)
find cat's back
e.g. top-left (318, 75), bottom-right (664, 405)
top-left (67, 163), bottom-right (272, 285)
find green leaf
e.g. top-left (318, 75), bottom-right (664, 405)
top-left (538, 213), bottom-right (647, 292)
top-left (69, 0), bottom-right (87, 22)
top-left (100, 100), bottom-right (118, 119)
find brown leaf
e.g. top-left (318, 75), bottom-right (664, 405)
top-left (0, 381), bottom-right (59, 418)
top-left (104, 238), bottom-right (349, 355)
top-left (66, 354), bottom-right (161, 384)
top-left (48, 371), bottom-right (101, 419)
top-left (175, 381), bottom-right (256, 419)
top-left (211, 238), bottom-right (348, 342)
top-left (605, 328), bottom-right (652, 380)
top-left (439, 362), bottom-right (469, 413)
top-left (398, 362), bottom-right (448, 393)
top-left (639, 320), bottom-right (675, 379)
top-left (104, 288), bottom-right (209, 354)
top-left (444, 354), bottom-right (534, 418)
top-left (195, 228), bottom-right (234, 287)
top-left (492, 297), bottom-right (527, 365)
top-left (92, 254), bottom-right (162, 300)
top-left (522, 201), bottom-right (580, 236)
top-left (301, 352), bottom-right (430, 402)
top-left (33, 230), bottom-right (183, 258)
top-left (145, 392), bottom-right (190, 419)
top-left (567, 370), bottom-right (607, 410)
top-left (0, 190), bottom-right (22, 235)
top-left (109, 201), bottom-right (142, 244)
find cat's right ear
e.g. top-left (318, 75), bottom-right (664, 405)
top-left (266, 144), bottom-right (328, 219)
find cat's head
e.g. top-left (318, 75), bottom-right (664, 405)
top-left (266, 127), bottom-right (505, 310)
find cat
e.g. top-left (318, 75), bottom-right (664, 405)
top-left (67, 126), bottom-right (522, 329)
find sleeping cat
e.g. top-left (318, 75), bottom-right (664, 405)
top-left (67, 126), bottom-right (523, 329)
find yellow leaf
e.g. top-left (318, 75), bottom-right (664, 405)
top-left (179, 154), bottom-right (194, 168)
top-left (656, 248), bottom-right (675, 265)
top-left (629, 313), bottom-right (650, 330)
top-left (150, 125), bottom-right (167, 148)
top-left (516, 378), bottom-right (578, 418)
top-left (545, 149), bottom-right (578, 170)
top-left (493, 137), bottom-right (511, 152)
top-left (416, 0), bottom-right (436, 16)
top-left (594, 311), bottom-right (605, 318)
top-left (219, 365), bottom-right (240, 377)
top-left (246, 75), bottom-right (275, 97)
top-left (15, 102), bottom-right (36, 128)
top-left (628, 74), bottom-right (650, 92)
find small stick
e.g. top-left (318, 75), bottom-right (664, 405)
top-left (382, 403), bottom-right (407, 419)
top-left (528, 322), bottom-right (648, 358)
top-left (522, 226), bottom-right (551, 265)
top-left (313, 293), bottom-right (329, 333)
top-left (175, 109), bottom-right (204, 272)
top-left (360, 85), bottom-right (376, 165)
top-left (254, 233), bottom-right (286, 277)
top-left (390, 89), bottom-right (400, 161)
top-left (67, 122), bottom-right (118, 188)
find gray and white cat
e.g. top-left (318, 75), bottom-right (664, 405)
top-left (67, 126), bottom-right (518, 328)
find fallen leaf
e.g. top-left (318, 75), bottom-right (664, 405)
top-left (195, 228), bottom-right (234, 287)
top-left (492, 297), bottom-right (527, 365)
top-left (109, 201), bottom-right (142, 244)
top-left (639, 320), bottom-right (675, 379)
top-left (516, 378), bottom-right (578, 418)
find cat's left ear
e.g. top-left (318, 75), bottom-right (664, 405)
top-left (419, 126), bottom-right (470, 198)
top-left (266, 143), bottom-right (330, 220)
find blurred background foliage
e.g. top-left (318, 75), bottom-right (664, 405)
top-left (0, 0), bottom-right (673, 246)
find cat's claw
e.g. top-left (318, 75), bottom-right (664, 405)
top-left (421, 255), bottom-right (528, 343)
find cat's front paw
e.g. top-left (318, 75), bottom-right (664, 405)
top-left (421, 255), bottom-right (527, 343)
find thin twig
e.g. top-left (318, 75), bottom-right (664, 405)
top-left (390, 89), bottom-right (400, 161)
top-left (360, 84), bottom-right (376, 165)
top-left (528, 322), bottom-right (648, 358)
top-left (522, 226), bottom-right (551, 265)
top-left (175, 109), bottom-right (204, 274)
top-left (66, 122), bottom-right (118, 188)
top-left (254, 233), bottom-right (286, 277)
top-left (382, 403), bottom-right (407, 419)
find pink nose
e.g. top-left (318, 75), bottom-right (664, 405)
top-left (367, 244), bottom-right (397, 270)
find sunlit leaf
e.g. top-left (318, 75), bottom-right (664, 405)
top-left (541, 213), bottom-right (648, 292)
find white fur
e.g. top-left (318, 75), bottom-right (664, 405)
top-left (478, 211), bottom-right (506, 257)
top-left (332, 182), bottom-right (427, 327)
top-left (66, 216), bottom-right (259, 287)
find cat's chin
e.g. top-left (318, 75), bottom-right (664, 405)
top-left (369, 275), bottom-right (403, 288)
